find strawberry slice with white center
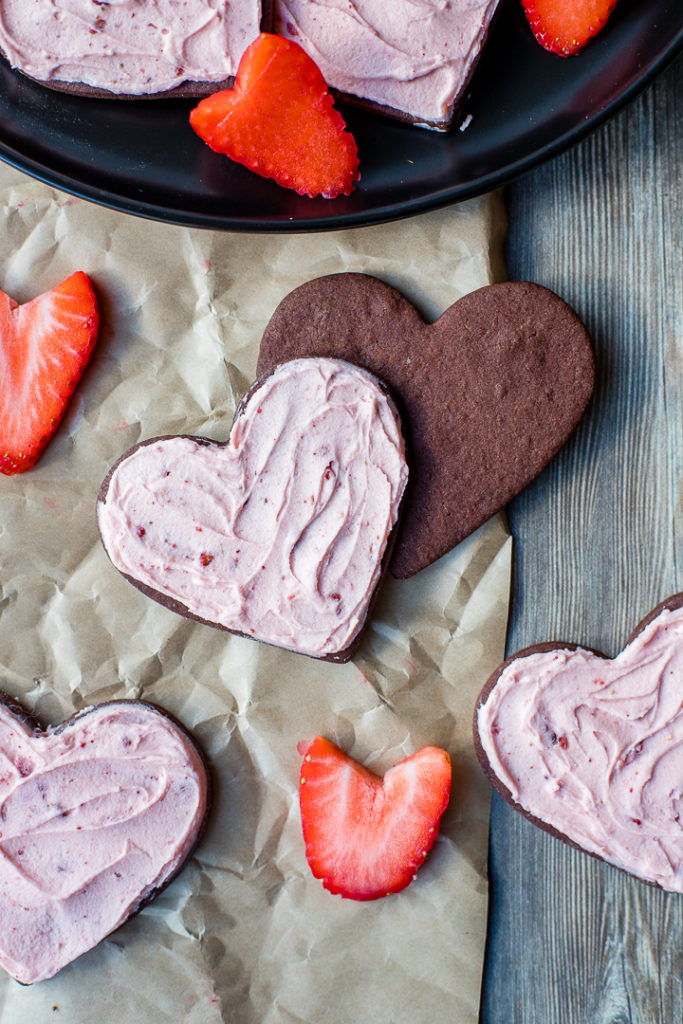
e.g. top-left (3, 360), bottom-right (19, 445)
top-left (190, 33), bottom-right (359, 199)
top-left (522, 0), bottom-right (619, 56)
top-left (299, 736), bottom-right (451, 900)
top-left (0, 271), bottom-right (99, 475)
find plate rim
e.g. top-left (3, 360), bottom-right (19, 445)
top-left (0, 19), bottom-right (681, 233)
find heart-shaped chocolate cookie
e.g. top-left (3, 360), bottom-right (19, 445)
top-left (98, 358), bottom-right (408, 661)
top-left (0, 0), bottom-right (263, 98)
top-left (474, 594), bottom-right (683, 892)
top-left (257, 274), bottom-right (594, 578)
top-left (0, 697), bottom-right (208, 983)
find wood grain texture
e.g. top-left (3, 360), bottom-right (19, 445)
top-left (481, 54), bottom-right (683, 1024)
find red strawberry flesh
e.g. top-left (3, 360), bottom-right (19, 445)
top-left (0, 271), bottom-right (99, 475)
top-left (522, 0), bottom-right (619, 56)
top-left (299, 736), bottom-right (451, 900)
top-left (190, 33), bottom-right (359, 199)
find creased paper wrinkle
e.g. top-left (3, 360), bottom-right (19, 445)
top-left (0, 165), bottom-right (509, 1024)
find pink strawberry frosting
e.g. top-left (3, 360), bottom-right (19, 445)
top-left (0, 701), bottom-right (208, 984)
top-left (275, 0), bottom-right (501, 126)
top-left (477, 605), bottom-right (683, 892)
top-left (97, 358), bottom-right (408, 659)
top-left (0, 0), bottom-right (261, 94)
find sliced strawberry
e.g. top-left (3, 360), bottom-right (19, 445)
top-left (299, 736), bottom-right (451, 900)
top-left (522, 0), bottom-right (619, 56)
top-left (190, 33), bottom-right (359, 199)
top-left (0, 272), bottom-right (99, 475)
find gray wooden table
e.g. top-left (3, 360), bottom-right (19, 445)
top-left (481, 53), bottom-right (683, 1024)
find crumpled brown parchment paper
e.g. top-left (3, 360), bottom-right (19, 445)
top-left (0, 166), bottom-right (511, 1024)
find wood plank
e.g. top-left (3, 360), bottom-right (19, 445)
top-left (481, 54), bottom-right (683, 1023)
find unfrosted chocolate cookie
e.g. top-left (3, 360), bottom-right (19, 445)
top-left (257, 274), bottom-right (595, 578)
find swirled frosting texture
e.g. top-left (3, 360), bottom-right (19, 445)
top-left (0, 0), bottom-right (261, 94)
top-left (98, 358), bottom-right (408, 658)
top-left (477, 606), bottom-right (683, 891)
top-left (275, 0), bottom-right (500, 126)
top-left (0, 702), bottom-right (208, 984)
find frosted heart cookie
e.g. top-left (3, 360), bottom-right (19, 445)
top-left (274, 0), bottom-right (501, 130)
top-left (474, 594), bottom-right (683, 892)
top-left (257, 274), bottom-right (595, 578)
top-left (0, 696), bottom-right (209, 983)
top-left (0, 0), bottom-right (265, 98)
top-left (97, 357), bottom-right (408, 661)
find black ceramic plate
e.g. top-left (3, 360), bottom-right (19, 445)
top-left (0, 0), bottom-right (680, 232)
